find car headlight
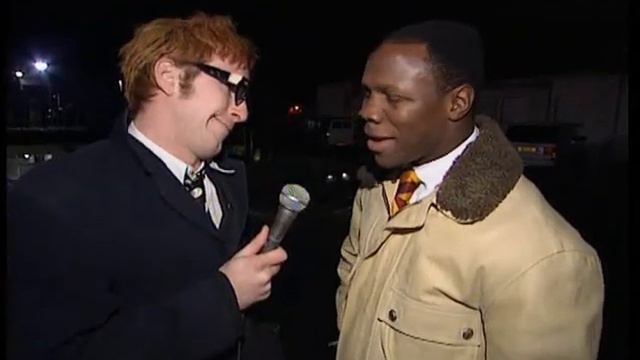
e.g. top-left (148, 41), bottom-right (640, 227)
top-left (341, 172), bottom-right (350, 181)
top-left (325, 174), bottom-right (335, 182)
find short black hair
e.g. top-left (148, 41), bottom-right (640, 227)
top-left (383, 20), bottom-right (484, 93)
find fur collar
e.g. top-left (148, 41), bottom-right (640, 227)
top-left (435, 115), bottom-right (523, 223)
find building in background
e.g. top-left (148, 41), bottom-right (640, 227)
top-left (476, 72), bottom-right (628, 164)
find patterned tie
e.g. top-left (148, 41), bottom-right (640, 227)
top-left (390, 168), bottom-right (421, 217)
top-left (183, 168), bottom-right (206, 210)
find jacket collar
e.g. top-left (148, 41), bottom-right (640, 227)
top-left (435, 115), bottom-right (522, 223)
top-left (371, 115), bottom-right (523, 225)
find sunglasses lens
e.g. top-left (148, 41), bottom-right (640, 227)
top-left (235, 86), bottom-right (247, 106)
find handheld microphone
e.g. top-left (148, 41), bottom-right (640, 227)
top-left (261, 184), bottom-right (310, 253)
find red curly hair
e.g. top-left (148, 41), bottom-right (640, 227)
top-left (119, 12), bottom-right (258, 115)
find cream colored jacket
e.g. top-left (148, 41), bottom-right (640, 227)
top-left (336, 117), bottom-right (604, 360)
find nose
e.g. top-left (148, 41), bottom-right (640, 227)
top-left (358, 96), bottom-right (381, 123)
top-left (229, 101), bottom-right (249, 124)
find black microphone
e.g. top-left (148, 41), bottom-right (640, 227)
top-left (261, 184), bottom-right (310, 253)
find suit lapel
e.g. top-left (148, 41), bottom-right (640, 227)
top-left (205, 164), bottom-right (247, 252)
top-left (126, 136), bottom-right (218, 237)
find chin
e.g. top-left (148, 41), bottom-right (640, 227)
top-left (197, 146), bottom-right (222, 162)
top-left (376, 152), bottom-right (417, 170)
top-left (373, 154), bottom-right (398, 170)
top-left (208, 148), bottom-right (222, 159)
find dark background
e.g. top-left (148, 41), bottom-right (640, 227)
top-left (6, 0), bottom-right (628, 135)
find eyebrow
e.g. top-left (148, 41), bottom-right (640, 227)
top-left (363, 83), bottom-right (405, 94)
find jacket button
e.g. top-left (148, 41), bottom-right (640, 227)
top-left (388, 309), bottom-right (397, 322)
top-left (462, 328), bottom-right (474, 340)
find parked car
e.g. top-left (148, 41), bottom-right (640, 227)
top-left (506, 124), bottom-right (587, 168)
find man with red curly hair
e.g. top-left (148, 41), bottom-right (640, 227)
top-left (8, 13), bottom-right (287, 360)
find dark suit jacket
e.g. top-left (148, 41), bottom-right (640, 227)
top-left (7, 115), bottom-right (283, 360)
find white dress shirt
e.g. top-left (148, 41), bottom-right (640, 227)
top-left (128, 122), bottom-right (225, 228)
top-left (410, 126), bottom-right (480, 204)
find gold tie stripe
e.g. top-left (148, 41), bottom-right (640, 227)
top-left (390, 169), bottom-right (421, 216)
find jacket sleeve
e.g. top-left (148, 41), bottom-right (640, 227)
top-left (335, 189), bottom-right (364, 331)
top-left (7, 187), bottom-right (243, 360)
top-left (483, 250), bottom-right (604, 360)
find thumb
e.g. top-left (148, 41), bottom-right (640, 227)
top-left (235, 225), bottom-right (269, 257)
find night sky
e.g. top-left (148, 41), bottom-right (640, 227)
top-left (6, 0), bottom-right (629, 127)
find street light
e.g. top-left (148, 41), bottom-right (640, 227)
top-left (34, 61), bottom-right (49, 72)
top-left (14, 70), bottom-right (24, 78)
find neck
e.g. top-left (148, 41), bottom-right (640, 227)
top-left (452, 118), bottom-right (476, 149)
top-left (412, 117), bottom-right (475, 167)
top-left (133, 104), bottom-right (202, 169)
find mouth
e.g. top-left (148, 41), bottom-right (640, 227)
top-left (366, 135), bottom-right (395, 153)
top-left (208, 114), bottom-right (233, 132)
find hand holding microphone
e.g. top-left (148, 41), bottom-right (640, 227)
top-left (220, 226), bottom-right (287, 310)
top-left (220, 184), bottom-right (309, 310)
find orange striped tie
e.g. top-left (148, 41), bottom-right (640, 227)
top-left (390, 169), bottom-right (421, 216)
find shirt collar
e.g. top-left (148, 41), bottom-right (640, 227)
top-left (413, 126), bottom-right (479, 190)
top-left (128, 122), bottom-right (203, 184)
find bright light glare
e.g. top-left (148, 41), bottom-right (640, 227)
top-left (34, 61), bottom-right (48, 72)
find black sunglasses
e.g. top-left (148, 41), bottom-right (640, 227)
top-left (191, 63), bottom-right (250, 106)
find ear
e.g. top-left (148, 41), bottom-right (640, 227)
top-left (446, 84), bottom-right (475, 121)
top-left (153, 57), bottom-right (181, 97)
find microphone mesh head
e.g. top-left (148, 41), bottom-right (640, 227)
top-left (279, 184), bottom-right (310, 212)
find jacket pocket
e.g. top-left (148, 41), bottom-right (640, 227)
top-left (377, 288), bottom-right (483, 360)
